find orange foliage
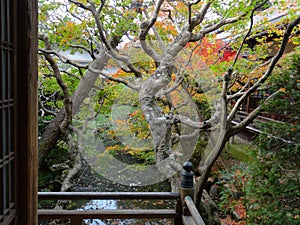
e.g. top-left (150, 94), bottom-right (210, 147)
top-left (233, 199), bottom-right (247, 219)
top-left (186, 38), bottom-right (236, 65)
top-left (155, 21), bottom-right (177, 36)
top-left (220, 198), bottom-right (247, 225)
top-left (220, 216), bottom-right (246, 225)
top-left (220, 199), bottom-right (247, 225)
top-left (112, 69), bottom-right (127, 78)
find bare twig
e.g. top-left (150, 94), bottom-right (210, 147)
top-left (231, 0), bottom-right (269, 67)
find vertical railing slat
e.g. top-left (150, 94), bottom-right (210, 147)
top-left (71, 217), bottom-right (82, 225)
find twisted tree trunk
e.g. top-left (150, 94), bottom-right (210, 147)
top-left (139, 65), bottom-right (173, 162)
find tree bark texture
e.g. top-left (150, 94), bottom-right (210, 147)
top-left (138, 29), bottom-right (193, 191)
top-left (139, 66), bottom-right (173, 162)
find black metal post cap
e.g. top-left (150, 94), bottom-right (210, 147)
top-left (183, 161), bottom-right (193, 172)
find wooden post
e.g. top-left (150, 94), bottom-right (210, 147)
top-left (15, 0), bottom-right (39, 225)
top-left (174, 198), bottom-right (183, 225)
top-left (71, 217), bottom-right (82, 225)
top-left (179, 162), bottom-right (194, 216)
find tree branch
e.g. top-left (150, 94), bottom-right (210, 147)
top-left (38, 99), bottom-right (57, 116)
top-left (230, 90), bottom-right (281, 134)
top-left (138, 1), bottom-right (166, 62)
top-left (39, 34), bottom-right (73, 135)
top-left (97, 0), bottom-right (106, 14)
top-left (189, 1), bottom-right (212, 30)
top-left (68, 0), bottom-right (89, 10)
top-left (139, 21), bottom-right (162, 62)
top-left (139, 10), bottom-right (165, 61)
top-left (145, 9), bottom-right (166, 52)
top-left (87, 4), bottom-right (143, 77)
top-left (69, 44), bottom-right (94, 58)
top-left (164, 1), bottom-right (182, 32)
top-left (231, 0), bottom-right (269, 67)
top-left (38, 48), bottom-right (89, 69)
top-left (176, 114), bottom-right (211, 130)
top-left (139, 0), bottom-right (165, 38)
top-left (87, 66), bottom-right (139, 90)
top-left (227, 78), bottom-right (250, 100)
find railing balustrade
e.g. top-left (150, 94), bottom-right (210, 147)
top-left (38, 192), bottom-right (181, 225)
top-left (38, 162), bottom-right (205, 225)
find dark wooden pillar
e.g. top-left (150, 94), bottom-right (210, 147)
top-left (179, 161), bottom-right (194, 216)
top-left (14, 0), bottom-right (38, 225)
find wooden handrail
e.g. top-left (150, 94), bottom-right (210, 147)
top-left (184, 196), bottom-right (205, 225)
top-left (38, 191), bottom-right (180, 200)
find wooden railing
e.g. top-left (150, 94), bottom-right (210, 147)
top-left (182, 196), bottom-right (205, 225)
top-left (38, 162), bottom-right (205, 225)
top-left (38, 192), bottom-right (182, 225)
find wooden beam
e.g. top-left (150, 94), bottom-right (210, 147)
top-left (38, 209), bottom-right (178, 219)
top-left (38, 192), bottom-right (180, 200)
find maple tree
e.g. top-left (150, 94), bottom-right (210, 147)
top-left (38, 0), bottom-right (300, 222)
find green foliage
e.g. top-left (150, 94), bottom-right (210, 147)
top-left (44, 144), bottom-right (72, 167)
top-left (37, 0), bottom-right (300, 199)
top-left (39, 145), bottom-right (73, 191)
top-left (247, 137), bottom-right (300, 225)
top-left (39, 0), bottom-right (94, 50)
top-left (217, 51), bottom-right (300, 224)
top-left (224, 142), bottom-right (253, 162)
top-left (246, 50), bottom-right (300, 225)
top-left (38, 199), bottom-right (57, 210)
top-left (264, 48), bottom-right (300, 121)
top-left (98, 83), bottom-right (127, 115)
top-left (38, 115), bottom-right (54, 137)
top-left (132, 150), bottom-right (155, 165)
top-left (218, 163), bottom-right (247, 214)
